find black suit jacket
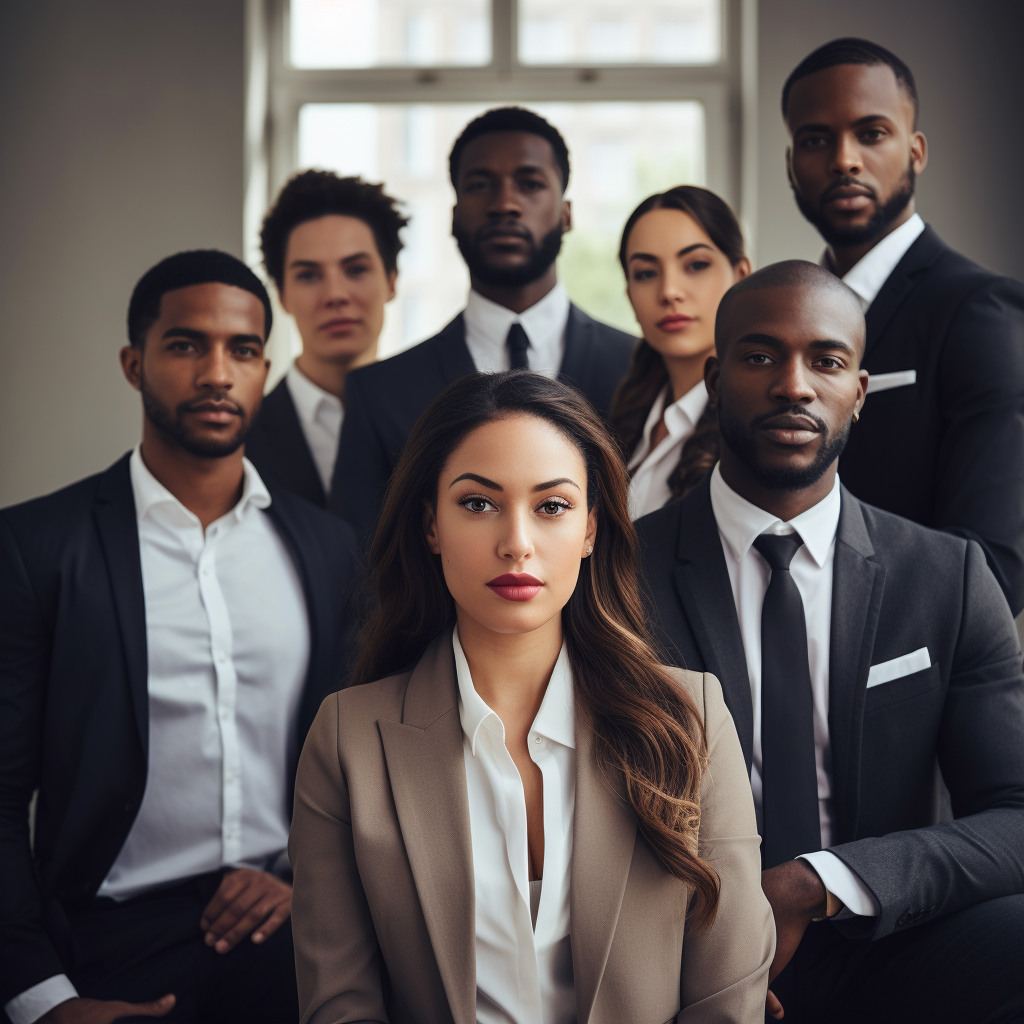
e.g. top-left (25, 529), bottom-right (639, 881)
top-left (636, 477), bottom-right (1024, 940)
top-left (839, 226), bottom-right (1024, 614)
top-left (0, 455), bottom-right (359, 1005)
top-left (332, 304), bottom-right (635, 537)
top-left (246, 377), bottom-right (328, 508)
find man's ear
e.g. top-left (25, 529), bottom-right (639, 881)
top-left (386, 270), bottom-right (398, 303)
top-left (561, 198), bottom-right (572, 234)
top-left (911, 131), bottom-right (928, 175)
top-left (120, 345), bottom-right (143, 391)
top-left (704, 355), bottom-right (721, 406)
top-left (423, 501), bottom-right (441, 555)
top-left (785, 147), bottom-right (796, 191)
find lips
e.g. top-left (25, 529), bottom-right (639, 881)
top-left (320, 318), bottom-right (359, 333)
top-left (186, 402), bottom-right (242, 423)
top-left (759, 414), bottom-right (821, 446)
top-left (657, 314), bottom-right (695, 331)
top-left (822, 183), bottom-right (875, 211)
top-left (486, 572), bottom-right (544, 602)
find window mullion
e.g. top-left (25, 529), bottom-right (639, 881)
top-left (492, 0), bottom-right (514, 77)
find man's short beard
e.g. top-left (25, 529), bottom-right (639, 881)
top-left (795, 163), bottom-right (916, 249)
top-left (140, 374), bottom-right (250, 459)
top-left (717, 396), bottom-right (851, 491)
top-left (454, 223), bottom-right (564, 288)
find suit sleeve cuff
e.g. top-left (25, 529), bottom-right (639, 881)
top-left (799, 851), bottom-right (881, 918)
top-left (5, 975), bottom-right (78, 1024)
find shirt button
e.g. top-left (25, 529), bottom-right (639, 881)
top-left (216, 651), bottom-right (227, 664)
top-left (533, 734), bottom-right (543, 744)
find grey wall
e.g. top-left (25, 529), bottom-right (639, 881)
top-left (756, 0), bottom-right (1024, 279)
top-left (0, 0), bottom-right (245, 508)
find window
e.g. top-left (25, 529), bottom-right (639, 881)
top-left (250, 0), bottom-right (754, 363)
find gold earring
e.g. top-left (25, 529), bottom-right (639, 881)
top-left (853, 409), bottom-right (860, 424)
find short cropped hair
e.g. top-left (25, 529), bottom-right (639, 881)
top-left (127, 250), bottom-right (273, 349)
top-left (449, 107), bottom-right (571, 193)
top-left (260, 170), bottom-right (409, 289)
top-left (782, 38), bottom-right (919, 128)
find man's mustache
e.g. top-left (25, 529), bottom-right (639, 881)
top-left (178, 396), bottom-right (244, 417)
top-left (751, 405), bottom-right (828, 433)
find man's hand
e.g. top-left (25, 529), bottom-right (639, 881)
top-left (761, 860), bottom-right (827, 1019)
top-left (39, 995), bottom-right (175, 1023)
top-left (199, 867), bottom-right (292, 954)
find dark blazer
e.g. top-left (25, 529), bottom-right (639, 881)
top-left (635, 477), bottom-right (1024, 940)
top-left (0, 454), bottom-right (360, 1006)
top-left (838, 225), bottom-right (1024, 614)
top-left (332, 305), bottom-right (635, 538)
top-left (246, 377), bottom-right (327, 508)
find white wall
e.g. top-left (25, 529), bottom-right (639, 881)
top-left (756, 0), bottom-right (1024, 280)
top-left (0, 1), bottom-right (246, 508)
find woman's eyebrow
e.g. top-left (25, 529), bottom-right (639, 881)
top-left (448, 472), bottom-right (502, 490)
top-left (533, 478), bottom-right (580, 492)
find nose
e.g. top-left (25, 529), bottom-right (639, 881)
top-left (660, 266), bottom-right (686, 305)
top-left (830, 131), bottom-right (863, 177)
top-left (769, 356), bottom-right (816, 405)
top-left (324, 267), bottom-right (351, 309)
top-left (196, 344), bottom-right (233, 392)
top-left (487, 178), bottom-right (522, 219)
top-left (496, 506), bottom-right (535, 564)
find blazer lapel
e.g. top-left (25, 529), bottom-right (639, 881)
top-left (671, 480), bottom-right (755, 771)
top-left (863, 226), bottom-right (944, 363)
top-left (571, 722), bottom-right (637, 1024)
top-left (828, 490), bottom-right (886, 843)
top-left (378, 636), bottom-right (475, 1024)
top-left (262, 382), bottom-right (326, 507)
top-left (92, 454), bottom-right (149, 753)
top-left (432, 314), bottom-right (477, 384)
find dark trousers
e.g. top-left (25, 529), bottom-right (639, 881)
top-left (770, 895), bottom-right (1024, 1024)
top-left (67, 871), bottom-right (298, 1024)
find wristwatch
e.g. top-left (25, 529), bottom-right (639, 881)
top-left (812, 888), bottom-right (844, 922)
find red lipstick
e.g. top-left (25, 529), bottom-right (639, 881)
top-left (657, 314), bottom-right (695, 331)
top-left (486, 573), bottom-right (543, 602)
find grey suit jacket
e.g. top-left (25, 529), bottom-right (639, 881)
top-left (289, 634), bottom-right (774, 1024)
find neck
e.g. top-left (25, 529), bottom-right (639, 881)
top-left (456, 611), bottom-right (563, 732)
top-left (718, 448), bottom-right (837, 522)
top-left (139, 425), bottom-right (246, 530)
top-left (826, 200), bottom-right (916, 278)
top-left (294, 346), bottom-right (374, 400)
top-left (661, 351), bottom-right (711, 404)
top-left (470, 268), bottom-right (558, 315)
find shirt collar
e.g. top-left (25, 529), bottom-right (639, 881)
top-left (463, 283), bottom-right (570, 350)
top-left (453, 626), bottom-right (575, 755)
top-left (708, 462), bottom-right (840, 568)
top-left (129, 445), bottom-right (271, 528)
top-left (286, 362), bottom-right (343, 425)
top-left (628, 380), bottom-right (708, 470)
top-left (822, 213), bottom-right (925, 311)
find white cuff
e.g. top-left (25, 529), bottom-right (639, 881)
top-left (5, 975), bottom-right (78, 1024)
top-left (799, 850), bottom-right (880, 918)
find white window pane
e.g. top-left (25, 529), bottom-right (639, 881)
top-left (290, 0), bottom-right (490, 68)
top-left (296, 101), bottom-right (705, 355)
top-left (519, 0), bottom-right (721, 65)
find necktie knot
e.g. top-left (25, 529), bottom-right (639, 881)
top-left (506, 322), bottom-right (530, 369)
top-left (753, 531), bottom-right (803, 571)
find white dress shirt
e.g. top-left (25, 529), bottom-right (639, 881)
top-left (453, 628), bottom-right (577, 1024)
top-left (823, 212), bottom-right (925, 312)
top-left (463, 284), bottom-right (570, 378)
top-left (627, 380), bottom-right (709, 520)
top-left (286, 362), bottom-right (344, 496)
top-left (6, 450), bottom-right (312, 1024)
top-left (708, 465), bottom-right (879, 917)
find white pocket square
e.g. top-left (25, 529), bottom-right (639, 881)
top-left (866, 369), bottom-right (917, 394)
top-left (867, 647), bottom-right (931, 688)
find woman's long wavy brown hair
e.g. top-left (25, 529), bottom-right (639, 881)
top-left (610, 186), bottom-right (747, 502)
top-left (352, 370), bottom-right (720, 930)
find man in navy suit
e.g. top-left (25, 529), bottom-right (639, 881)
top-left (334, 106), bottom-right (636, 540)
top-left (0, 252), bottom-right (358, 1024)
top-left (637, 261), bottom-right (1024, 1023)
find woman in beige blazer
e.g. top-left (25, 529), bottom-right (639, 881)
top-left (289, 370), bottom-right (774, 1024)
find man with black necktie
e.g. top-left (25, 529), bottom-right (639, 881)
top-left (333, 106), bottom-right (636, 539)
top-left (783, 38), bottom-right (1024, 614)
top-left (636, 261), bottom-right (1024, 1023)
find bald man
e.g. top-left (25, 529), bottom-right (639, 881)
top-left (636, 262), bottom-right (1024, 1023)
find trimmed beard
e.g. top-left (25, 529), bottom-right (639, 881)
top-left (140, 374), bottom-right (251, 459)
top-left (717, 397), bottom-right (852, 491)
top-left (795, 163), bottom-right (916, 249)
top-left (453, 222), bottom-right (564, 288)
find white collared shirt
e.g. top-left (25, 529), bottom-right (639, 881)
top-left (463, 284), bottom-right (570, 378)
top-left (286, 362), bottom-right (344, 496)
top-left (7, 450), bottom-right (313, 1024)
top-left (708, 465), bottom-right (879, 917)
top-left (823, 212), bottom-right (925, 312)
top-left (454, 628), bottom-right (576, 1024)
top-left (627, 380), bottom-right (709, 520)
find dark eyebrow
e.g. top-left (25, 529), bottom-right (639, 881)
top-left (289, 253), bottom-right (374, 269)
top-left (628, 243), bottom-right (714, 264)
top-left (533, 478), bottom-right (580, 492)
top-left (736, 332), bottom-right (783, 348)
top-left (463, 163), bottom-right (548, 179)
top-left (810, 339), bottom-right (856, 354)
top-left (161, 326), bottom-right (263, 348)
top-left (795, 114), bottom-right (892, 135)
top-left (449, 473), bottom-right (503, 490)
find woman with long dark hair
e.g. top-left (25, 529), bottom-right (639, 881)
top-left (288, 371), bottom-right (773, 1023)
top-left (611, 186), bottom-right (750, 519)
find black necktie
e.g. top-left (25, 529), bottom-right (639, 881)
top-left (753, 532), bottom-right (821, 869)
top-left (506, 322), bottom-right (530, 369)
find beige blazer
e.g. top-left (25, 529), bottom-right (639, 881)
top-left (289, 634), bottom-right (774, 1024)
